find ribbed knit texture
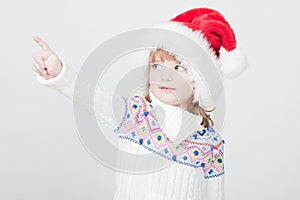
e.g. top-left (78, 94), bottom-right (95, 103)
top-left (113, 91), bottom-right (205, 200)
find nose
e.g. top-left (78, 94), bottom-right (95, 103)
top-left (160, 68), bottom-right (173, 81)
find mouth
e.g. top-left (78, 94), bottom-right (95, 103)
top-left (158, 86), bottom-right (176, 90)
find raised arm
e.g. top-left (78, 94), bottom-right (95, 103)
top-left (32, 36), bottom-right (124, 130)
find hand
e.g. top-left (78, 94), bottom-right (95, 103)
top-left (32, 36), bottom-right (63, 80)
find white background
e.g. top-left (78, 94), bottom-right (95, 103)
top-left (1, 0), bottom-right (300, 199)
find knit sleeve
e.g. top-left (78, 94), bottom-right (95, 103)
top-left (36, 56), bottom-right (124, 129)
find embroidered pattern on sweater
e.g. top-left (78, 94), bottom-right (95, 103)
top-left (113, 96), bottom-right (224, 179)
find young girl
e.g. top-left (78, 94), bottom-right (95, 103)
top-left (32, 8), bottom-right (246, 200)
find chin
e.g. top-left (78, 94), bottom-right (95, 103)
top-left (156, 95), bottom-right (178, 105)
top-left (162, 99), bottom-right (177, 105)
top-left (151, 88), bottom-right (179, 104)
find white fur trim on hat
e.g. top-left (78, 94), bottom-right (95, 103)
top-left (153, 22), bottom-right (219, 68)
top-left (151, 21), bottom-right (247, 108)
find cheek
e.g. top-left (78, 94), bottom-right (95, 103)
top-left (189, 80), bottom-right (195, 91)
top-left (148, 76), bottom-right (157, 91)
top-left (148, 70), bottom-right (157, 83)
top-left (185, 74), bottom-right (195, 90)
top-left (148, 70), bottom-right (163, 87)
top-left (176, 76), bottom-right (194, 91)
top-left (148, 77), bottom-right (156, 88)
top-left (178, 84), bottom-right (194, 95)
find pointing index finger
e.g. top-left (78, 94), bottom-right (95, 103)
top-left (33, 35), bottom-right (50, 51)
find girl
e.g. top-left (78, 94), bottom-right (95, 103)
top-left (32, 8), bottom-right (246, 200)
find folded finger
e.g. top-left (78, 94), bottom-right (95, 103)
top-left (32, 63), bottom-right (44, 77)
top-left (32, 64), bottom-right (39, 73)
top-left (33, 61), bottom-right (47, 76)
top-left (33, 54), bottom-right (46, 68)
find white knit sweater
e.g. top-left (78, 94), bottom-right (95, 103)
top-left (36, 57), bottom-right (225, 200)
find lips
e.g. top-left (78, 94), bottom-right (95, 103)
top-left (158, 86), bottom-right (176, 90)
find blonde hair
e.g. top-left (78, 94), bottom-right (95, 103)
top-left (145, 48), bottom-right (215, 128)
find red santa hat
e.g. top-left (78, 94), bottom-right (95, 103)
top-left (152, 8), bottom-right (248, 108)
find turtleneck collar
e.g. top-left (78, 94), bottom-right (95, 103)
top-left (148, 90), bottom-right (202, 144)
top-left (149, 90), bottom-right (183, 111)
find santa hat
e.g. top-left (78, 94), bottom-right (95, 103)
top-left (151, 8), bottom-right (248, 109)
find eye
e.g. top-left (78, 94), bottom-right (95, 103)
top-left (151, 63), bottom-right (161, 70)
top-left (174, 65), bottom-right (186, 72)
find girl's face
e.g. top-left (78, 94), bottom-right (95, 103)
top-left (149, 56), bottom-right (195, 109)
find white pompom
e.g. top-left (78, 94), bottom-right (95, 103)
top-left (219, 48), bottom-right (248, 79)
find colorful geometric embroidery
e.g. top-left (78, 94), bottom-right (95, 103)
top-left (113, 96), bottom-right (225, 179)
